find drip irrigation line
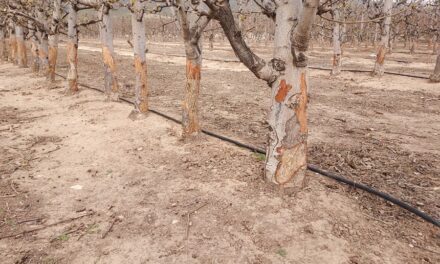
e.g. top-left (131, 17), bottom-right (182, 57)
top-left (308, 66), bottom-right (430, 79)
top-left (54, 72), bottom-right (439, 228)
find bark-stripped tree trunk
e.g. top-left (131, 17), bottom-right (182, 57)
top-left (28, 21), bottom-right (40, 73)
top-left (331, 8), bottom-right (342, 75)
top-left (207, 0), bottom-right (318, 188)
top-left (130, 2), bottom-right (148, 116)
top-left (9, 25), bottom-right (17, 64)
top-left (48, 0), bottom-right (61, 82)
top-left (430, 54), bottom-right (440, 83)
top-left (373, 23), bottom-right (378, 48)
top-left (372, 0), bottom-right (392, 76)
top-left (0, 27), bottom-right (7, 62)
top-left (39, 32), bottom-right (49, 76)
top-left (15, 25), bottom-right (27, 68)
top-left (99, 3), bottom-right (119, 100)
top-left (176, 0), bottom-right (210, 137)
top-left (66, 1), bottom-right (79, 94)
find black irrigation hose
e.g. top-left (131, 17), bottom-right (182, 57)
top-left (55, 72), bottom-right (439, 228)
top-left (308, 66), bottom-right (430, 79)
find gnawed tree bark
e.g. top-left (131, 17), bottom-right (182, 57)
top-left (176, 0), bottom-right (211, 137)
top-left (0, 27), bottom-right (7, 61)
top-left (208, 0), bottom-right (318, 188)
top-left (66, 1), bottom-right (79, 94)
top-left (430, 54), bottom-right (440, 83)
top-left (331, 7), bottom-right (342, 75)
top-left (129, 1), bottom-right (148, 116)
top-left (48, 0), bottom-right (61, 82)
top-left (39, 32), bottom-right (49, 76)
top-left (372, 0), bottom-right (392, 76)
top-left (28, 21), bottom-right (40, 73)
top-left (8, 24), bottom-right (17, 64)
top-left (99, 3), bottom-right (119, 100)
top-left (15, 25), bottom-right (27, 68)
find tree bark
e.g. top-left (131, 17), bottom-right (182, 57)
top-left (176, 0), bottom-right (210, 137)
top-left (9, 25), bottom-right (17, 65)
top-left (28, 21), bottom-right (39, 73)
top-left (430, 54), bottom-right (440, 83)
top-left (130, 3), bottom-right (148, 114)
top-left (372, 0), bottom-right (392, 76)
top-left (39, 33), bottom-right (49, 76)
top-left (66, 2), bottom-right (79, 94)
top-left (48, 0), bottom-right (61, 82)
top-left (100, 4), bottom-right (119, 100)
top-left (265, 0), bottom-right (311, 188)
top-left (331, 8), bottom-right (342, 75)
top-left (15, 26), bottom-right (27, 68)
top-left (208, 0), bottom-right (317, 188)
top-left (0, 27), bottom-right (7, 62)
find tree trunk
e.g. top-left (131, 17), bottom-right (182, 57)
top-left (28, 21), bottom-right (39, 73)
top-left (331, 8), bottom-right (342, 75)
top-left (0, 28), bottom-right (6, 62)
top-left (130, 4), bottom-right (148, 115)
top-left (430, 54), bottom-right (440, 83)
top-left (176, 0), bottom-right (210, 137)
top-left (66, 3), bottom-right (79, 94)
top-left (15, 26), bottom-right (27, 68)
top-left (48, 0), bottom-right (61, 82)
top-left (373, 23), bottom-right (378, 48)
top-left (100, 4), bottom-right (119, 100)
top-left (9, 26), bottom-right (17, 65)
top-left (265, 0), bottom-right (309, 188)
top-left (39, 33), bottom-right (49, 76)
top-left (372, 0), bottom-right (392, 76)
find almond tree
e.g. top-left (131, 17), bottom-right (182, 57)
top-left (15, 24), bottom-right (27, 67)
top-left (176, 0), bottom-right (211, 137)
top-left (28, 20), bottom-right (40, 73)
top-left (80, 0), bottom-right (121, 99)
top-left (206, 0), bottom-right (319, 188)
top-left (372, 0), bottom-right (392, 76)
top-left (66, 0), bottom-right (79, 94)
top-left (430, 54), bottom-right (440, 83)
top-left (8, 22), bottom-right (16, 64)
top-left (128, 0), bottom-right (148, 116)
top-left (98, 1), bottom-right (119, 100)
top-left (331, 4), bottom-right (342, 75)
top-left (0, 19), bottom-right (7, 61)
top-left (48, 0), bottom-right (62, 82)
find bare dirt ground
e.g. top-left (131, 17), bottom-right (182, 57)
top-left (0, 39), bottom-right (439, 263)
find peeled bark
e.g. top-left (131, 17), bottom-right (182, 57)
top-left (0, 28), bottom-right (7, 61)
top-left (372, 0), bottom-right (392, 76)
top-left (176, 0), bottom-right (210, 137)
top-left (9, 26), bottom-right (17, 65)
top-left (28, 22), bottom-right (39, 73)
top-left (430, 54), bottom-right (440, 83)
top-left (209, 0), bottom-right (317, 188)
top-left (48, 0), bottom-right (61, 82)
top-left (182, 59), bottom-right (201, 136)
top-left (39, 33), bottom-right (49, 76)
top-left (100, 4), bottom-right (119, 100)
top-left (331, 9), bottom-right (342, 75)
top-left (15, 26), bottom-right (27, 68)
top-left (66, 3), bottom-right (79, 94)
top-left (131, 4), bottom-right (148, 114)
top-left (265, 0), bottom-right (313, 188)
